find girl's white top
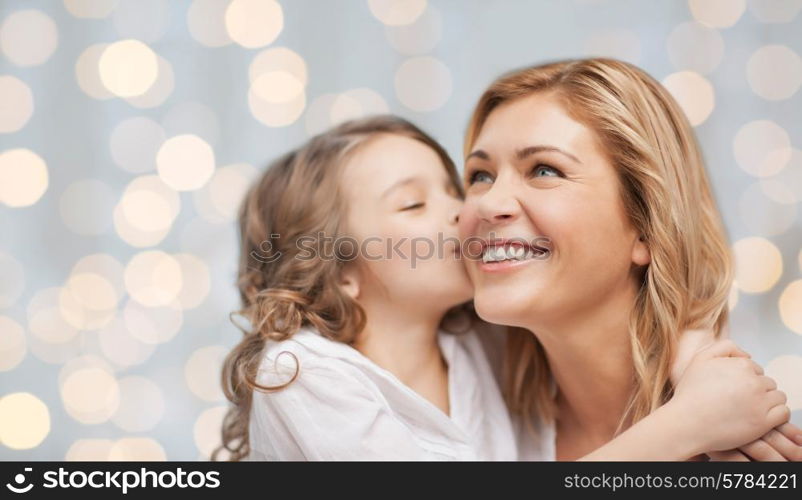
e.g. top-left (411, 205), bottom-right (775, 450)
top-left (245, 325), bottom-right (554, 460)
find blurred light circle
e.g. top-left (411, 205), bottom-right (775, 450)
top-left (250, 47), bottom-right (307, 86)
top-left (251, 71), bottom-right (304, 103)
top-left (779, 280), bottom-right (802, 336)
top-left (122, 300), bottom-right (183, 345)
top-left (65, 272), bottom-right (118, 312)
top-left (332, 88), bottom-right (390, 124)
top-left (0, 9), bottom-right (58, 67)
top-left (661, 71), bottom-right (715, 126)
top-left (58, 284), bottom-right (115, 331)
top-left (368, 0), bottom-right (427, 26)
top-left (733, 120), bottom-right (791, 177)
top-left (732, 237), bottom-right (783, 294)
top-left (666, 22), bottom-right (724, 74)
top-left (120, 190), bottom-right (173, 232)
top-left (395, 56), bottom-right (452, 112)
top-left (766, 355), bottom-right (802, 408)
top-left (27, 287), bottom-right (79, 344)
top-left (64, 0), bottom-right (118, 19)
top-left (187, 0), bottom-right (233, 47)
top-left (248, 88), bottom-right (306, 127)
top-left (0, 148), bottom-right (49, 208)
top-left (111, 376), bottom-right (165, 432)
top-left (110, 117), bottom-right (166, 174)
top-left (738, 182), bottom-right (796, 236)
top-left (117, 176), bottom-right (180, 232)
top-left (193, 405), bottom-right (228, 458)
top-left (185, 345), bottom-right (227, 402)
top-left (746, 45), bottom-right (802, 101)
top-left (71, 254), bottom-right (125, 302)
top-left (305, 93), bottom-right (340, 136)
top-left (124, 251), bottom-right (183, 307)
top-left (157, 134), bottom-right (216, 191)
top-left (747, 0), bottom-right (802, 23)
top-left (0, 316), bottom-right (26, 371)
top-left (59, 179), bottom-right (116, 235)
top-left (0, 76), bottom-right (34, 133)
top-left (0, 392), bottom-right (50, 449)
top-left (114, 175), bottom-right (180, 247)
top-left (112, 0), bottom-right (170, 44)
top-left (98, 39), bottom-right (159, 98)
top-left (385, 4), bottom-right (441, 54)
top-left (113, 205), bottom-right (172, 247)
top-left (66, 439), bottom-right (114, 461)
top-left (583, 29), bottom-right (641, 64)
top-left (108, 437), bottom-right (166, 461)
top-left (688, 0), bottom-right (745, 28)
top-left (75, 43), bottom-right (114, 100)
top-left (173, 253), bottom-right (211, 309)
top-left (225, 0), bottom-right (283, 49)
top-left (194, 163), bottom-right (258, 223)
top-left (28, 332), bottom-right (83, 365)
top-left (760, 149), bottom-right (802, 204)
top-left (60, 366), bottom-right (120, 424)
top-left (163, 102), bottom-right (221, 147)
top-left (98, 315), bottom-right (156, 368)
top-left (125, 56), bottom-right (174, 109)
top-left (0, 253), bottom-right (25, 308)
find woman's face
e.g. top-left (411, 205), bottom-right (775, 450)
top-left (458, 92), bottom-right (650, 329)
top-left (340, 133), bottom-right (472, 312)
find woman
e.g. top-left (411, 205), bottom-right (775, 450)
top-left (458, 58), bottom-right (801, 460)
top-left (215, 114), bottom-right (794, 461)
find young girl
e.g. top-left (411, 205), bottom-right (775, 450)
top-left (215, 115), bottom-right (795, 461)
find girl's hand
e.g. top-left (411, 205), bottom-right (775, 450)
top-left (708, 423), bottom-right (802, 461)
top-left (666, 339), bottom-right (792, 455)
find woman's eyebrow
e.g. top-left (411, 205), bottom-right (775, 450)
top-left (466, 145), bottom-right (582, 164)
top-left (516, 145), bottom-right (582, 164)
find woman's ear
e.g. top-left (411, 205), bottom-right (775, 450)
top-left (339, 266), bottom-right (360, 300)
top-left (632, 234), bottom-right (651, 266)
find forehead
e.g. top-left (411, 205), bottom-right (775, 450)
top-left (471, 92), bottom-right (595, 158)
top-left (341, 133), bottom-right (449, 194)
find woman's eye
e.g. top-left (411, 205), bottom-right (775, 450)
top-left (531, 164), bottom-right (562, 178)
top-left (401, 202), bottom-right (425, 211)
top-left (468, 170), bottom-right (493, 185)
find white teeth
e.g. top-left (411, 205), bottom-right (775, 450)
top-left (482, 244), bottom-right (539, 263)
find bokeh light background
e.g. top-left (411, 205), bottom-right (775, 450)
top-left (1, 0), bottom-right (801, 460)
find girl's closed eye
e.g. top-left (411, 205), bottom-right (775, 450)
top-left (401, 201), bottom-right (425, 211)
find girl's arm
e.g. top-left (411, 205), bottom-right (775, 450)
top-left (579, 339), bottom-right (797, 461)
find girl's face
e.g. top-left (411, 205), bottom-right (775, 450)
top-left (458, 92), bottom-right (650, 329)
top-left (340, 134), bottom-right (472, 312)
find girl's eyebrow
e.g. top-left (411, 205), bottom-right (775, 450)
top-left (381, 176), bottom-right (420, 199)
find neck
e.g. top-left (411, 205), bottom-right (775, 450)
top-left (526, 286), bottom-right (638, 444)
top-left (352, 298), bottom-right (447, 393)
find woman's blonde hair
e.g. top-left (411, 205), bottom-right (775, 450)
top-left (464, 58), bottom-right (733, 431)
top-left (215, 115), bottom-right (467, 461)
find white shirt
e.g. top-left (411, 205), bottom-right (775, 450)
top-left (246, 326), bottom-right (519, 461)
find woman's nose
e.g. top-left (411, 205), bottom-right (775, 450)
top-left (477, 180), bottom-right (520, 224)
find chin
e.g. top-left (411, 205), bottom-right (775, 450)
top-left (472, 291), bottom-right (533, 328)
